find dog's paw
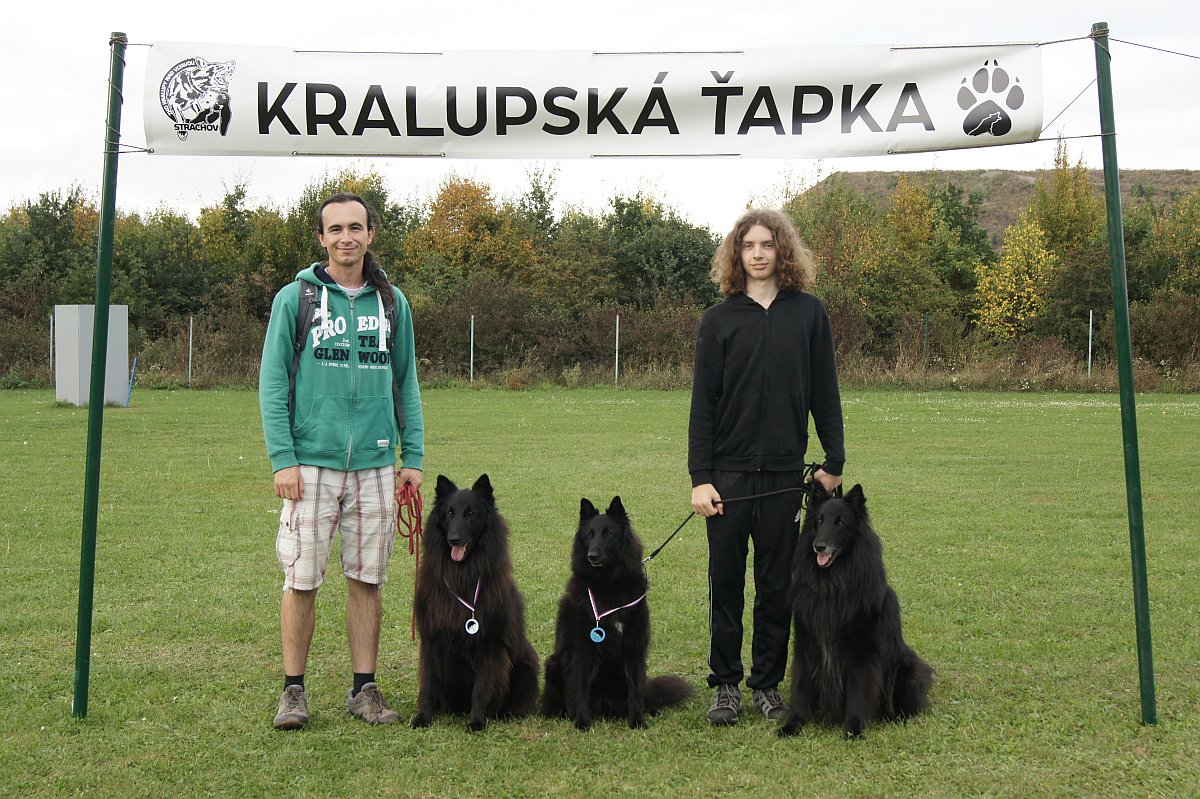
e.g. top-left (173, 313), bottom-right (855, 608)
top-left (778, 715), bottom-right (805, 737)
top-left (573, 716), bottom-right (592, 732)
top-left (843, 716), bottom-right (865, 740)
top-left (410, 713), bottom-right (431, 729)
top-left (628, 715), bottom-right (648, 730)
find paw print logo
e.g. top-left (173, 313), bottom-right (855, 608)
top-left (958, 60), bottom-right (1025, 136)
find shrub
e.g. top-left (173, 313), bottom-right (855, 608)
top-left (1130, 292), bottom-right (1200, 367)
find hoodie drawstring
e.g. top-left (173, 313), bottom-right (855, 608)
top-left (379, 299), bottom-right (388, 352)
top-left (316, 280), bottom-right (386, 351)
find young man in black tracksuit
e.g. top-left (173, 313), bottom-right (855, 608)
top-left (688, 208), bottom-right (845, 725)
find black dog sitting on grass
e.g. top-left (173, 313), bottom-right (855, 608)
top-left (780, 483), bottom-right (933, 739)
top-left (541, 496), bottom-right (693, 730)
top-left (411, 474), bottom-right (540, 732)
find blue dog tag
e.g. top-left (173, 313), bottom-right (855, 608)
top-left (590, 626), bottom-right (606, 643)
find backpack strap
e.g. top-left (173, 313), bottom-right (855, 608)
top-left (383, 286), bottom-right (407, 431)
top-left (289, 278), bottom-right (320, 424)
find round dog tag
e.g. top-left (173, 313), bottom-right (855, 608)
top-left (465, 618), bottom-right (480, 635)
top-left (590, 626), bottom-right (606, 643)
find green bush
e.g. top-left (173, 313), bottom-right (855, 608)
top-left (1131, 291), bottom-right (1200, 366)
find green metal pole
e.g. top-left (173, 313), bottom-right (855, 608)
top-left (1091, 21), bottom-right (1156, 725)
top-left (73, 31), bottom-right (127, 719)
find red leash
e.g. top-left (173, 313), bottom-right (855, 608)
top-left (396, 481), bottom-right (423, 641)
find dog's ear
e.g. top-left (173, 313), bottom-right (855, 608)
top-left (435, 474), bottom-right (456, 500)
top-left (580, 498), bottom-right (598, 520)
top-left (472, 473), bottom-right (494, 501)
top-left (845, 483), bottom-right (866, 513)
top-left (606, 495), bottom-right (627, 520)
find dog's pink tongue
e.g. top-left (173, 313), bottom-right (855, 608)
top-left (451, 545), bottom-right (467, 562)
top-left (816, 551), bottom-right (833, 568)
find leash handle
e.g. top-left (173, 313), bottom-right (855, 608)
top-left (396, 480), bottom-right (423, 641)
top-left (397, 481), bottom-right (423, 554)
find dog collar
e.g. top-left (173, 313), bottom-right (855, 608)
top-left (445, 578), bottom-right (481, 635)
top-left (587, 588), bottom-right (645, 643)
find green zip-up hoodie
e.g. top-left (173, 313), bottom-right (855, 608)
top-left (259, 264), bottom-right (424, 474)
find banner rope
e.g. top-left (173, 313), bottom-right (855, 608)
top-left (1040, 78), bottom-right (1097, 136)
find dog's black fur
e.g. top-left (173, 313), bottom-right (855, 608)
top-left (780, 484), bottom-right (933, 739)
top-left (411, 474), bottom-right (540, 731)
top-left (540, 496), bottom-right (694, 730)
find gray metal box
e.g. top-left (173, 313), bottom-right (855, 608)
top-left (54, 305), bottom-right (129, 406)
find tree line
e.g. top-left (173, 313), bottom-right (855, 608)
top-left (2, 141), bottom-right (1198, 390)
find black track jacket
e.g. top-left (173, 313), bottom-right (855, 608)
top-left (688, 290), bottom-right (845, 487)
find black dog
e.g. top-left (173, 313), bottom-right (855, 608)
top-left (540, 496), bottom-right (693, 730)
top-left (780, 484), bottom-right (933, 739)
top-left (411, 474), bottom-right (540, 731)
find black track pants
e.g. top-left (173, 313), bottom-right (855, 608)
top-left (705, 470), bottom-right (805, 691)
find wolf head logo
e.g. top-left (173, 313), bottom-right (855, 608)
top-left (159, 57), bottom-right (236, 141)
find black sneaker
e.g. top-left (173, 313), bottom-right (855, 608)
top-left (708, 683), bottom-right (741, 726)
top-left (752, 688), bottom-right (789, 720)
top-left (273, 685), bottom-right (309, 730)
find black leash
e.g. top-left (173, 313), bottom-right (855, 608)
top-left (642, 512), bottom-right (701, 565)
top-left (643, 463), bottom-right (835, 564)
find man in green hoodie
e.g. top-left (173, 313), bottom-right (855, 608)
top-left (259, 193), bottom-right (424, 730)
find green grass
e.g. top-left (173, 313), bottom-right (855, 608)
top-left (1, 387), bottom-right (1198, 798)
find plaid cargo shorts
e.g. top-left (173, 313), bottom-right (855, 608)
top-left (276, 464), bottom-right (398, 590)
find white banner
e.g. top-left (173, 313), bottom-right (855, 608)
top-left (144, 42), bottom-right (1042, 159)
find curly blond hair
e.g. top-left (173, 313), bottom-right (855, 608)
top-left (710, 208), bottom-right (815, 296)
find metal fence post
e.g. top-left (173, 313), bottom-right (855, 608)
top-left (614, 314), bottom-right (620, 387)
top-left (1087, 310), bottom-right (1094, 383)
top-left (187, 316), bottom-right (194, 386)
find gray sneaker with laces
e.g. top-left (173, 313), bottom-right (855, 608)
top-left (752, 687), bottom-right (789, 720)
top-left (347, 682), bottom-right (401, 724)
top-left (708, 683), bottom-right (741, 725)
top-left (273, 685), bottom-right (309, 730)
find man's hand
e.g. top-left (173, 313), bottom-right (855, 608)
top-left (396, 467), bottom-right (423, 504)
top-left (812, 468), bottom-right (842, 494)
top-left (691, 483), bottom-right (723, 517)
top-left (274, 466), bottom-right (303, 501)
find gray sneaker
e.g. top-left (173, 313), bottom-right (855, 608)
top-left (273, 685), bottom-right (309, 730)
top-left (752, 688), bottom-right (789, 720)
top-left (347, 682), bottom-right (401, 724)
top-left (708, 683), bottom-right (741, 726)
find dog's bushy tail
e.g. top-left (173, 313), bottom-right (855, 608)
top-left (644, 675), bottom-right (695, 713)
top-left (893, 647), bottom-right (934, 719)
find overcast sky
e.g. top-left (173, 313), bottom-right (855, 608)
top-left (3, 0), bottom-right (1196, 233)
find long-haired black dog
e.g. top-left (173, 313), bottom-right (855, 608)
top-left (780, 483), bottom-right (933, 739)
top-left (410, 474), bottom-right (540, 731)
top-left (540, 496), bottom-right (693, 730)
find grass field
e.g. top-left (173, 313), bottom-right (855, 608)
top-left (1, 387), bottom-right (1197, 798)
